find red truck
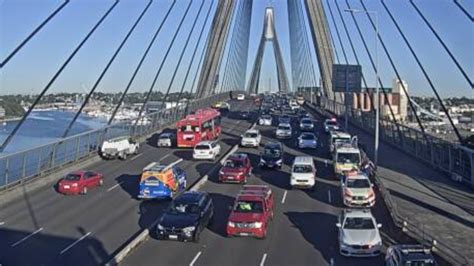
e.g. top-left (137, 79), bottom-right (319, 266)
top-left (219, 153), bottom-right (252, 184)
top-left (226, 185), bottom-right (274, 239)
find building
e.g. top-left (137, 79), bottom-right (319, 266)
top-left (351, 78), bottom-right (409, 121)
top-left (0, 106), bottom-right (5, 119)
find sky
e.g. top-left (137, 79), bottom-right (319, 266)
top-left (0, 0), bottom-right (472, 98)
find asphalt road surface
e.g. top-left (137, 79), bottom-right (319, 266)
top-left (0, 100), bottom-right (254, 266)
top-left (121, 104), bottom-right (419, 266)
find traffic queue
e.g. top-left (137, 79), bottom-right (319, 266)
top-left (55, 93), bottom-right (437, 265)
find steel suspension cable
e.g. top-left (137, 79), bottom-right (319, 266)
top-left (380, 0), bottom-right (463, 143)
top-left (160, 0), bottom-right (206, 108)
top-left (324, 0), bottom-right (345, 64)
top-left (0, 0), bottom-right (119, 152)
top-left (62, 0), bottom-right (153, 138)
top-left (108, 0), bottom-right (176, 125)
top-left (219, 0), bottom-right (241, 93)
top-left (454, 0), bottom-right (474, 21)
top-left (0, 0), bottom-right (70, 68)
top-left (134, 0), bottom-right (193, 126)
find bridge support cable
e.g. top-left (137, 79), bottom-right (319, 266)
top-left (0, 0), bottom-right (70, 68)
top-left (410, 0), bottom-right (472, 88)
top-left (0, 0), bottom-right (119, 152)
top-left (107, 1), bottom-right (176, 126)
top-left (61, 0), bottom-right (153, 138)
top-left (324, 0), bottom-right (348, 64)
top-left (289, 0), bottom-right (318, 92)
top-left (173, 1), bottom-right (215, 115)
top-left (379, 0), bottom-right (464, 144)
top-left (304, 0), bottom-right (337, 100)
top-left (159, 0), bottom-right (207, 109)
top-left (344, 0), bottom-right (412, 132)
top-left (195, 0), bottom-right (236, 98)
top-left (220, 0), bottom-right (244, 94)
top-left (133, 0), bottom-right (194, 127)
top-left (454, 0), bottom-right (474, 21)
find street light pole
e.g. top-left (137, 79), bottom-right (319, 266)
top-left (345, 9), bottom-right (379, 169)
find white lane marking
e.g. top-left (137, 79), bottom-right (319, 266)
top-left (260, 253), bottom-right (268, 266)
top-left (0, 221), bottom-right (5, 226)
top-left (59, 232), bottom-right (91, 255)
top-left (160, 153), bottom-right (171, 162)
top-left (281, 190), bottom-right (288, 204)
top-left (324, 159), bottom-right (328, 167)
top-left (131, 153), bottom-right (143, 161)
top-left (107, 181), bottom-right (124, 192)
top-left (189, 251), bottom-right (202, 266)
top-left (330, 258), bottom-right (334, 266)
top-left (328, 190), bottom-right (332, 203)
top-left (11, 227), bottom-right (43, 247)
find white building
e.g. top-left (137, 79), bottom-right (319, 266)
top-left (0, 106), bottom-right (5, 118)
top-left (392, 78), bottom-right (408, 121)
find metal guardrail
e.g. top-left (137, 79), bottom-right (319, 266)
top-left (303, 96), bottom-right (471, 265)
top-left (302, 93), bottom-right (473, 188)
top-left (0, 93), bottom-right (229, 191)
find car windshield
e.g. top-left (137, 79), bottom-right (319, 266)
top-left (244, 133), bottom-right (258, 138)
top-left (301, 134), bottom-right (315, 140)
top-left (264, 148), bottom-right (281, 158)
top-left (280, 116), bottom-right (289, 120)
top-left (234, 200), bottom-right (263, 213)
top-left (64, 174), bottom-right (81, 181)
top-left (327, 121), bottom-right (338, 126)
top-left (278, 125), bottom-right (290, 130)
top-left (169, 202), bottom-right (200, 215)
top-left (337, 153), bottom-right (360, 164)
top-left (224, 160), bottom-right (244, 168)
top-left (195, 144), bottom-right (210, 150)
top-left (347, 178), bottom-right (371, 188)
top-left (301, 119), bottom-right (312, 124)
top-left (293, 165), bottom-right (313, 173)
top-left (343, 217), bottom-right (375, 229)
top-left (159, 135), bottom-right (171, 139)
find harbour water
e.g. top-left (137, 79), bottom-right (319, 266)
top-left (0, 110), bottom-right (108, 154)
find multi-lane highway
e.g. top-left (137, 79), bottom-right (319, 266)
top-left (0, 100), bottom-right (254, 266)
top-left (121, 101), bottom-right (417, 266)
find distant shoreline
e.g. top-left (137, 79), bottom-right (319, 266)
top-left (0, 117), bottom-right (21, 123)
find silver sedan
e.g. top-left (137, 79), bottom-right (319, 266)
top-left (297, 132), bottom-right (318, 149)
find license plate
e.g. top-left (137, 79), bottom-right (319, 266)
top-left (227, 176), bottom-right (234, 179)
top-left (64, 185), bottom-right (70, 189)
top-left (239, 233), bottom-right (250, 236)
top-left (168, 235), bottom-right (178, 240)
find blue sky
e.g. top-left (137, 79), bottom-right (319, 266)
top-left (0, 0), bottom-right (472, 98)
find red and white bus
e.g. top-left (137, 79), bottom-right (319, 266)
top-left (176, 108), bottom-right (221, 148)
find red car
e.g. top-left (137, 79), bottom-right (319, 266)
top-left (57, 171), bottom-right (104, 195)
top-left (226, 185), bottom-right (274, 239)
top-left (219, 153), bottom-right (252, 184)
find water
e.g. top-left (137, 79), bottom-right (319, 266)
top-left (0, 110), bottom-right (108, 154)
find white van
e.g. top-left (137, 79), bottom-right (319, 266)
top-left (290, 156), bottom-right (316, 189)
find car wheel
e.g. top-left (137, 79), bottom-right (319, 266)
top-left (82, 186), bottom-right (88, 195)
top-left (259, 226), bottom-right (267, 240)
top-left (99, 179), bottom-right (104, 186)
top-left (193, 231), bottom-right (200, 243)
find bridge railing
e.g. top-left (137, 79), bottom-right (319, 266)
top-left (0, 93), bottom-right (229, 191)
top-left (303, 94), bottom-right (471, 265)
top-left (302, 93), bottom-right (473, 187)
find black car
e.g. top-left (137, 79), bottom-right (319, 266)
top-left (156, 191), bottom-right (214, 242)
top-left (385, 245), bottom-right (437, 266)
top-left (239, 110), bottom-right (251, 120)
top-left (259, 142), bottom-right (284, 169)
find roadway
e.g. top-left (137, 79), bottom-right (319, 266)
top-left (121, 103), bottom-right (418, 266)
top-left (0, 99), bottom-right (254, 266)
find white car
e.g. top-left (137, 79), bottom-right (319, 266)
top-left (100, 136), bottom-right (139, 160)
top-left (193, 141), bottom-right (221, 160)
top-left (290, 156), bottom-right (316, 189)
top-left (337, 209), bottom-right (382, 257)
top-left (240, 129), bottom-right (261, 147)
top-left (341, 172), bottom-right (375, 208)
top-left (157, 133), bottom-right (175, 147)
top-left (324, 118), bottom-right (340, 133)
top-left (299, 118), bottom-right (314, 131)
top-left (236, 94), bottom-right (245, 100)
top-left (275, 123), bottom-right (292, 139)
top-left (258, 115), bottom-right (272, 126)
top-left (297, 132), bottom-right (318, 149)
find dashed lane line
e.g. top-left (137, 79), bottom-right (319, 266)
top-left (189, 251), bottom-right (202, 266)
top-left (59, 232), bottom-right (91, 255)
top-left (11, 227), bottom-right (43, 247)
top-left (281, 190), bottom-right (288, 204)
top-left (107, 181), bottom-right (124, 192)
top-left (260, 253), bottom-right (268, 266)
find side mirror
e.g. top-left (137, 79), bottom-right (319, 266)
top-left (336, 223), bottom-right (341, 228)
top-left (377, 223), bottom-right (382, 228)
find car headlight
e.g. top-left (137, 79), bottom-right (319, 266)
top-left (157, 224), bottom-right (164, 230)
top-left (340, 241), bottom-right (350, 249)
top-left (253, 222), bottom-right (263, 228)
top-left (182, 226), bottom-right (196, 233)
top-left (276, 159), bottom-right (282, 164)
top-left (72, 183), bottom-right (78, 187)
top-left (219, 170), bottom-right (224, 175)
top-left (228, 221), bottom-right (235, 227)
top-left (260, 158), bottom-right (266, 164)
